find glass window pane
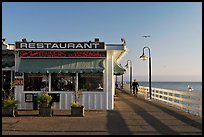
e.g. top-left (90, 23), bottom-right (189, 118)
top-left (78, 73), bottom-right (103, 91)
top-left (51, 73), bottom-right (76, 91)
top-left (24, 73), bottom-right (48, 91)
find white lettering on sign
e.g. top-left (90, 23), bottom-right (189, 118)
top-left (17, 42), bottom-right (104, 49)
top-left (44, 43), bottom-right (52, 48)
top-left (36, 43), bottom-right (44, 48)
top-left (75, 43), bottom-right (83, 49)
top-left (20, 43), bottom-right (28, 48)
top-left (51, 43), bottom-right (59, 48)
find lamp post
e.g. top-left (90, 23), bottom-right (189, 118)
top-left (140, 47), bottom-right (152, 100)
top-left (125, 60), bottom-right (132, 93)
top-left (121, 74), bottom-right (124, 89)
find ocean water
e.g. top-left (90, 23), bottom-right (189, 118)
top-left (124, 81), bottom-right (202, 95)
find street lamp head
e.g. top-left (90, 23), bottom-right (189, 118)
top-left (140, 53), bottom-right (148, 61)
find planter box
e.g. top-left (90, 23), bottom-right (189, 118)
top-left (71, 106), bottom-right (84, 117)
top-left (39, 106), bottom-right (53, 117)
top-left (2, 106), bottom-right (18, 117)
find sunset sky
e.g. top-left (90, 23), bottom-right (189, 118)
top-left (2, 2), bottom-right (202, 82)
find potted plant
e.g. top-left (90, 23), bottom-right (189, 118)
top-left (2, 81), bottom-right (18, 117)
top-left (71, 90), bottom-right (84, 117)
top-left (2, 96), bottom-right (18, 117)
top-left (37, 92), bottom-right (53, 117)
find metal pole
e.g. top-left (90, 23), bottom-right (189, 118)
top-left (130, 65), bottom-right (132, 92)
top-left (149, 56), bottom-right (152, 100)
top-left (115, 75), bottom-right (117, 94)
top-left (121, 74), bottom-right (124, 89)
top-left (141, 46), bottom-right (152, 100)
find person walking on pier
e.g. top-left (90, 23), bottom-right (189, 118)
top-left (132, 79), bottom-right (139, 95)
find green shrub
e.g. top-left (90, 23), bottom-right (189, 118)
top-left (4, 97), bottom-right (18, 107)
top-left (37, 92), bottom-right (52, 106)
top-left (71, 102), bottom-right (81, 107)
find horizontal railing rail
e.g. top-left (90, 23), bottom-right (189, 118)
top-left (122, 84), bottom-right (202, 117)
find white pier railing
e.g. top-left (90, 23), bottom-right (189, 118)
top-left (123, 84), bottom-right (202, 117)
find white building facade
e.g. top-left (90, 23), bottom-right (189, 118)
top-left (13, 38), bottom-right (127, 110)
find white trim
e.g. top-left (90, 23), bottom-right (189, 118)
top-left (76, 73), bottom-right (78, 91)
top-left (49, 73), bottom-right (51, 92)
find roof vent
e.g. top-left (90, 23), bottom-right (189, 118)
top-left (94, 38), bottom-right (99, 42)
top-left (22, 38), bottom-right (27, 42)
top-left (2, 38), bottom-right (6, 42)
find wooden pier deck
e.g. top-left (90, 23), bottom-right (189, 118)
top-left (113, 89), bottom-right (202, 135)
top-left (2, 89), bottom-right (202, 135)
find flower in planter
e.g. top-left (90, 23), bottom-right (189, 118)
top-left (2, 80), bottom-right (18, 117)
top-left (2, 96), bottom-right (19, 117)
top-left (37, 92), bottom-right (52, 107)
top-left (36, 92), bottom-right (53, 117)
top-left (3, 96), bottom-right (19, 108)
top-left (71, 90), bottom-right (83, 108)
top-left (70, 90), bottom-right (84, 116)
top-left (71, 102), bottom-right (80, 107)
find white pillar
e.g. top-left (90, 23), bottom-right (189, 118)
top-left (48, 73), bottom-right (51, 92)
top-left (76, 73), bottom-right (78, 91)
top-left (106, 51), bottom-right (114, 110)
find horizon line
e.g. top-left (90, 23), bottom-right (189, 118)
top-left (117, 81), bottom-right (202, 82)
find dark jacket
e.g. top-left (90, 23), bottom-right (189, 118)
top-left (132, 82), bottom-right (139, 87)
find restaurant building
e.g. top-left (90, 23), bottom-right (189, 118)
top-left (5, 38), bottom-right (127, 110)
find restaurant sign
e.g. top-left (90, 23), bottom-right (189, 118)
top-left (15, 42), bottom-right (105, 50)
top-left (19, 50), bottom-right (106, 58)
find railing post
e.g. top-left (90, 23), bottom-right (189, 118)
top-left (187, 95), bottom-right (190, 113)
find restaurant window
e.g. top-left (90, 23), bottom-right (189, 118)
top-left (78, 73), bottom-right (103, 91)
top-left (24, 73), bottom-right (48, 91)
top-left (51, 73), bottom-right (76, 91)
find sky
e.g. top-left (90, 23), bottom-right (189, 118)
top-left (2, 2), bottom-right (202, 82)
